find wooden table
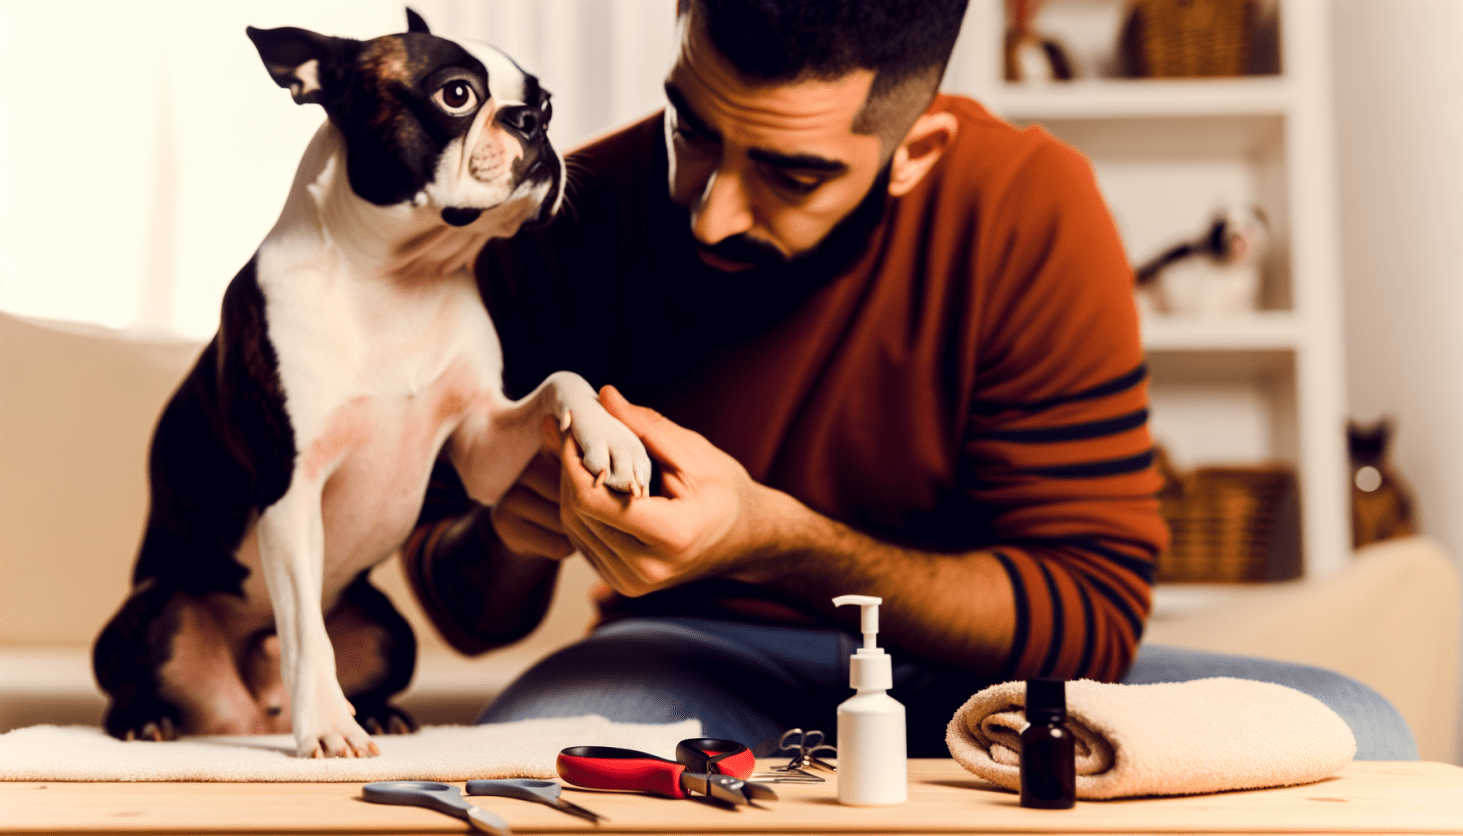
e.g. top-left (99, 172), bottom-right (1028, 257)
top-left (3, 759), bottom-right (1461, 835)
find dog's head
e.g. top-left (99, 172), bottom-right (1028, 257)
top-left (247, 10), bottom-right (561, 231)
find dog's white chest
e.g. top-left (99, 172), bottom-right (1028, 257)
top-left (241, 241), bottom-right (504, 605)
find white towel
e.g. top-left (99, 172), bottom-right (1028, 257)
top-left (946, 678), bottom-right (1355, 799)
top-left (0, 716), bottom-right (701, 782)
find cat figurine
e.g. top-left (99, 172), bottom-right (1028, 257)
top-left (1135, 205), bottom-right (1268, 317)
top-left (1348, 419), bottom-right (1418, 549)
top-left (1004, 0), bottom-right (1073, 83)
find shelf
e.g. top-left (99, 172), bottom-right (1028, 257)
top-left (990, 76), bottom-right (1292, 121)
top-left (1140, 310), bottom-right (1302, 352)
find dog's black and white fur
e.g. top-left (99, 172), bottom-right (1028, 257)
top-left (93, 11), bottom-right (650, 758)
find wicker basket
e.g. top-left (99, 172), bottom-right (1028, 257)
top-left (1154, 450), bottom-right (1295, 583)
top-left (1121, 0), bottom-right (1256, 78)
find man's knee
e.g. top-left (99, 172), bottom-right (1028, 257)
top-left (1128, 645), bottom-right (1419, 760)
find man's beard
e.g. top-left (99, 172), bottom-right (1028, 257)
top-left (693, 160), bottom-right (893, 291)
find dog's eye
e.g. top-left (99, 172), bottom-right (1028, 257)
top-left (433, 80), bottom-right (479, 115)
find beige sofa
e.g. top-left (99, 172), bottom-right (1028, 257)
top-left (2, 310), bottom-right (1459, 762)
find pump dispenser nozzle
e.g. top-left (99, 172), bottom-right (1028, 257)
top-left (832, 594), bottom-right (882, 651)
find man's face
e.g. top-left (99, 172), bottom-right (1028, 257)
top-left (663, 15), bottom-right (886, 272)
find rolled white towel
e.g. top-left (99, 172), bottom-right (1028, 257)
top-left (946, 677), bottom-right (1355, 800)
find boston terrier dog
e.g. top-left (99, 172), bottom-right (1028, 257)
top-left (93, 11), bottom-right (650, 759)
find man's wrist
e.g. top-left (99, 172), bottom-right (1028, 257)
top-left (728, 482), bottom-right (827, 582)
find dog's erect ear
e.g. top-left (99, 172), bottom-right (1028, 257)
top-left (246, 26), bottom-right (360, 106)
top-left (406, 8), bottom-right (431, 34)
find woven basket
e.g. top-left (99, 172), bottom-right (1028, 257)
top-left (1154, 451), bottom-right (1295, 583)
top-left (1121, 0), bottom-right (1256, 78)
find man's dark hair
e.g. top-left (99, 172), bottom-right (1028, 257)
top-left (677, 0), bottom-right (970, 140)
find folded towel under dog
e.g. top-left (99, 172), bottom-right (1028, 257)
top-left (946, 677), bottom-right (1355, 799)
top-left (0, 716), bottom-right (701, 782)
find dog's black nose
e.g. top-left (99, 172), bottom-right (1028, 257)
top-left (441, 207), bottom-right (482, 226)
top-left (497, 105), bottom-right (544, 140)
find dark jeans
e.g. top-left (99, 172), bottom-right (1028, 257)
top-left (477, 616), bottom-right (1419, 760)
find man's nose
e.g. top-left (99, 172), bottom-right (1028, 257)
top-left (690, 166), bottom-right (754, 246)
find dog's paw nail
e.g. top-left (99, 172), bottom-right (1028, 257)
top-left (124, 729), bottom-right (137, 742)
top-left (593, 470), bottom-right (606, 489)
top-left (388, 716), bottom-right (413, 735)
top-left (142, 722), bottom-right (161, 742)
top-left (364, 718), bottom-right (383, 735)
top-left (560, 411), bottom-right (573, 432)
top-left (368, 741), bottom-right (381, 756)
top-left (159, 717), bottom-right (175, 740)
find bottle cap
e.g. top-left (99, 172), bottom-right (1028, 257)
top-left (1025, 679), bottom-right (1066, 719)
top-left (834, 595), bottom-right (892, 690)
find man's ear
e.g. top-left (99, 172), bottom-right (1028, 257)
top-left (245, 25), bottom-right (359, 106)
top-left (888, 111), bottom-right (958, 197)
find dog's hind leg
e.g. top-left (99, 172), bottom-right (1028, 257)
top-left (95, 584), bottom-right (277, 738)
top-left (255, 478), bottom-right (376, 758)
top-left (94, 581), bottom-right (184, 741)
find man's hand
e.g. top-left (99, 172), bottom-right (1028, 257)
top-left (490, 452), bottom-right (575, 560)
top-left (545, 385), bottom-right (778, 597)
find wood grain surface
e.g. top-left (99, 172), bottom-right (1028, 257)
top-left (2, 759), bottom-right (1461, 834)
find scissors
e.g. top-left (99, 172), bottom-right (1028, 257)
top-left (362, 781), bottom-right (511, 835)
top-left (465, 778), bottom-right (605, 824)
top-left (556, 737), bottom-right (777, 806)
top-left (752, 728), bottom-right (838, 782)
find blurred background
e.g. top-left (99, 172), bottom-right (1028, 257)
top-left (1, 0), bottom-right (1461, 761)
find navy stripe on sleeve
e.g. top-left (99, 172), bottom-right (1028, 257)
top-left (1035, 561), bottom-right (1064, 678)
top-left (977, 409), bottom-right (1149, 443)
top-left (1076, 582), bottom-right (1096, 676)
top-left (1082, 572), bottom-right (1146, 641)
top-left (1068, 537), bottom-right (1157, 584)
top-left (993, 550), bottom-right (1029, 681)
top-left (1024, 449), bottom-right (1154, 479)
top-left (970, 364), bottom-right (1147, 416)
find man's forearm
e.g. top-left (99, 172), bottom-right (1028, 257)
top-left (402, 506), bottom-right (562, 655)
top-left (735, 488), bottom-right (1017, 672)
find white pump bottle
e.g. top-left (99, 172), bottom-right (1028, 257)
top-left (833, 594), bottom-right (907, 806)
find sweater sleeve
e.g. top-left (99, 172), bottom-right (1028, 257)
top-left (963, 133), bottom-right (1167, 682)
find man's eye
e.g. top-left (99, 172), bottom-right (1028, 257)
top-left (766, 167), bottom-right (823, 196)
top-left (672, 118), bottom-right (709, 144)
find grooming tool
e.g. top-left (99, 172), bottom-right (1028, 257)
top-left (557, 738), bottom-right (777, 806)
top-left (362, 781), bottom-right (511, 834)
top-left (466, 778), bottom-right (605, 824)
top-left (753, 728), bottom-right (838, 781)
top-left (834, 594), bottom-right (907, 806)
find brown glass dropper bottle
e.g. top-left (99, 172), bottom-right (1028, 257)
top-left (1020, 678), bottom-right (1076, 808)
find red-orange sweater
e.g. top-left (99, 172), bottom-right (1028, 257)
top-left (408, 94), bottom-right (1167, 682)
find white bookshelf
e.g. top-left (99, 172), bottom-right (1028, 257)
top-left (945, 0), bottom-right (1350, 581)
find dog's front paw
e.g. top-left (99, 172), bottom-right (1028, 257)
top-left (565, 405), bottom-right (653, 497)
top-left (294, 697), bottom-right (379, 758)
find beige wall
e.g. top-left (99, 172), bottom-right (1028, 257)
top-left (1331, 0), bottom-right (1463, 762)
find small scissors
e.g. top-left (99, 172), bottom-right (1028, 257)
top-left (465, 778), bottom-right (605, 824)
top-left (363, 781), bottom-right (511, 835)
top-left (752, 728), bottom-right (838, 782)
top-left (556, 737), bottom-right (777, 806)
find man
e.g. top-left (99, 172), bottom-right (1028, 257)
top-left (404, 0), bottom-right (1416, 759)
